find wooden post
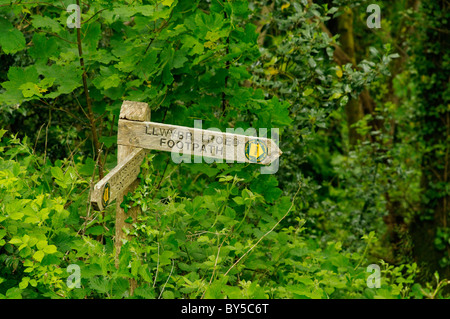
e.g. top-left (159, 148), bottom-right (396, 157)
top-left (90, 148), bottom-right (147, 212)
top-left (115, 100), bottom-right (150, 294)
top-left (91, 99), bottom-right (283, 296)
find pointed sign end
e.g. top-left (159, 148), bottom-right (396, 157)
top-left (271, 141), bottom-right (282, 159)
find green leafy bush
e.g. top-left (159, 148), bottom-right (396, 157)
top-left (0, 0), bottom-right (447, 299)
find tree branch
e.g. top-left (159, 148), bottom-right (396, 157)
top-left (75, 0), bottom-right (103, 179)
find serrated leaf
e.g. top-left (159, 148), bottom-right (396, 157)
top-left (9, 212), bottom-right (24, 220)
top-left (9, 238), bottom-right (22, 245)
top-left (86, 225), bottom-right (104, 235)
top-left (19, 83), bottom-right (42, 98)
top-left (19, 277), bottom-right (30, 290)
top-left (33, 251), bottom-right (45, 262)
top-left (43, 245), bottom-right (57, 254)
top-left (37, 63), bottom-right (82, 95)
top-left (89, 277), bottom-right (110, 294)
top-left (172, 50), bottom-right (188, 69)
top-left (36, 240), bottom-right (47, 250)
top-left (100, 74), bottom-right (121, 90)
top-left (99, 136), bottom-right (117, 148)
top-left (51, 167), bottom-right (65, 181)
top-left (233, 197), bottom-right (244, 205)
top-left (31, 15), bottom-right (62, 33)
top-left (161, 0), bottom-right (174, 6)
top-left (0, 18), bottom-right (26, 54)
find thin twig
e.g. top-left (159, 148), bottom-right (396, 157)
top-left (75, 0), bottom-right (103, 180)
top-left (36, 29), bottom-right (77, 44)
top-left (201, 230), bottom-right (232, 299)
top-left (153, 242), bottom-right (160, 288)
top-left (81, 8), bottom-right (106, 25)
top-left (152, 158), bottom-right (170, 199)
top-left (0, 1), bottom-right (62, 8)
top-left (43, 106), bottom-right (51, 165)
top-left (158, 259), bottom-right (175, 299)
top-left (33, 123), bottom-right (45, 155)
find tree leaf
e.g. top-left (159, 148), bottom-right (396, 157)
top-left (0, 18), bottom-right (26, 54)
top-left (33, 251), bottom-right (45, 262)
top-left (31, 15), bottom-right (62, 33)
top-left (303, 88), bottom-right (314, 96)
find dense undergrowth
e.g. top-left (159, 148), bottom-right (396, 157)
top-left (0, 0), bottom-right (448, 299)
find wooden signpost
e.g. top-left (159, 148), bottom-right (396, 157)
top-left (91, 100), bottom-right (282, 212)
top-left (117, 120), bottom-right (282, 166)
top-left (89, 100), bottom-right (282, 293)
top-left (90, 148), bottom-right (147, 212)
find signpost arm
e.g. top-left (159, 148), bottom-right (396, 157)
top-left (89, 99), bottom-right (283, 296)
top-left (115, 101), bottom-right (150, 294)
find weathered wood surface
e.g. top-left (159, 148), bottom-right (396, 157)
top-left (117, 119), bottom-right (282, 165)
top-left (115, 101), bottom-right (150, 276)
top-left (119, 100), bottom-right (151, 122)
top-left (90, 148), bottom-right (147, 211)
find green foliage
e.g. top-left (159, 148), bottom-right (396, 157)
top-left (0, 0), bottom-right (448, 299)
